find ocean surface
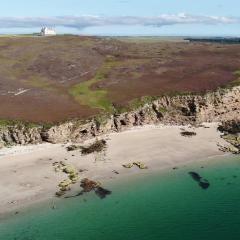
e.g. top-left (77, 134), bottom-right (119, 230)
top-left (0, 155), bottom-right (240, 240)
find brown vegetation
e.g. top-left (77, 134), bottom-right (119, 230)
top-left (0, 36), bottom-right (239, 123)
top-left (80, 139), bottom-right (107, 155)
top-left (180, 131), bottom-right (197, 137)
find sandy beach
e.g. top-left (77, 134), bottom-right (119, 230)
top-left (0, 123), bottom-right (230, 215)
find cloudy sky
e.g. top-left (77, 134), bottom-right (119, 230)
top-left (0, 0), bottom-right (239, 36)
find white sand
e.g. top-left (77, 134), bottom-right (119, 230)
top-left (0, 123), bottom-right (229, 215)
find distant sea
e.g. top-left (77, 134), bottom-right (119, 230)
top-left (0, 155), bottom-right (240, 240)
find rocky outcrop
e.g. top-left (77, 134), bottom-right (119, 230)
top-left (218, 120), bottom-right (240, 134)
top-left (218, 120), bottom-right (240, 153)
top-left (0, 86), bottom-right (239, 147)
top-left (0, 125), bottom-right (43, 148)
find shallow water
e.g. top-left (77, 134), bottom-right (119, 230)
top-left (0, 155), bottom-right (240, 240)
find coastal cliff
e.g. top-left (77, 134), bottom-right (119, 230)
top-left (0, 86), bottom-right (239, 147)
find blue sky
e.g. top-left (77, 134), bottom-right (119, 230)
top-left (0, 0), bottom-right (239, 36)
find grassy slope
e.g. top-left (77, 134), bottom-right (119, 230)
top-left (0, 37), bottom-right (57, 91)
top-left (69, 57), bottom-right (120, 112)
top-left (230, 71), bottom-right (240, 87)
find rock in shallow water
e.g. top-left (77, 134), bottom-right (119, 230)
top-left (95, 187), bottom-right (112, 199)
top-left (65, 178), bottom-right (112, 199)
top-left (188, 171), bottom-right (210, 190)
top-left (80, 178), bottom-right (101, 192)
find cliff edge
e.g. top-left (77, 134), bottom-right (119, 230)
top-left (0, 86), bottom-right (239, 147)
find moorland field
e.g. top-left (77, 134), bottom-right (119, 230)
top-left (0, 35), bottom-right (239, 123)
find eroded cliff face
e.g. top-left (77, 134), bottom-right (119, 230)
top-left (0, 86), bottom-right (239, 147)
top-left (0, 126), bottom-right (43, 147)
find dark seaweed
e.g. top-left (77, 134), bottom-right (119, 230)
top-left (65, 183), bottom-right (112, 200)
top-left (199, 180), bottom-right (210, 189)
top-left (188, 171), bottom-right (210, 189)
top-left (81, 139), bottom-right (107, 155)
top-left (64, 191), bottom-right (84, 199)
top-left (189, 172), bottom-right (201, 181)
top-left (181, 131), bottom-right (197, 137)
top-left (95, 187), bottom-right (112, 199)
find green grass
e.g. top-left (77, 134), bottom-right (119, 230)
top-left (69, 58), bottom-right (120, 112)
top-left (0, 119), bottom-right (16, 127)
top-left (94, 113), bottom-right (111, 126)
top-left (0, 116), bottom-right (55, 129)
top-left (0, 119), bottom-right (41, 128)
top-left (127, 96), bottom-right (157, 110)
top-left (158, 107), bottom-right (168, 113)
top-left (234, 70), bottom-right (240, 76)
top-left (226, 70), bottom-right (240, 88)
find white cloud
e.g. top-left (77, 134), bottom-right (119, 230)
top-left (0, 14), bottom-right (238, 29)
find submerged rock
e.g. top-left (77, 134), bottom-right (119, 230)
top-left (95, 187), bottom-right (112, 199)
top-left (65, 178), bottom-right (112, 200)
top-left (199, 180), bottom-right (210, 189)
top-left (189, 172), bottom-right (202, 181)
top-left (188, 171), bottom-right (210, 190)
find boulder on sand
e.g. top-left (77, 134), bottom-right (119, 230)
top-left (133, 161), bottom-right (148, 169)
top-left (123, 162), bottom-right (148, 169)
top-left (59, 179), bottom-right (72, 188)
top-left (122, 163), bottom-right (134, 168)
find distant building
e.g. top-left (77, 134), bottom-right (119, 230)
top-left (40, 27), bottom-right (56, 36)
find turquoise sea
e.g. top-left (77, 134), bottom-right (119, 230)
top-left (0, 155), bottom-right (240, 240)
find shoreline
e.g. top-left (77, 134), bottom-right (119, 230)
top-left (0, 123), bottom-right (232, 216)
